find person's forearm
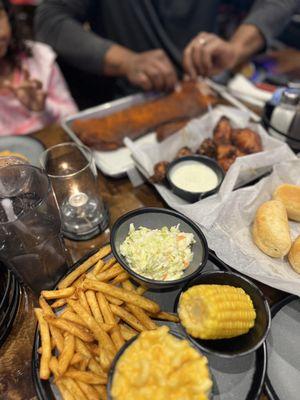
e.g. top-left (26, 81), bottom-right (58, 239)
top-left (229, 24), bottom-right (265, 67)
top-left (102, 44), bottom-right (136, 77)
top-left (242, 0), bottom-right (300, 47)
top-left (35, 0), bottom-right (114, 75)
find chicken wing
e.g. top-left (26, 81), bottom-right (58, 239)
top-left (150, 161), bottom-right (170, 183)
top-left (176, 146), bottom-right (193, 159)
top-left (197, 138), bottom-right (217, 159)
top-left (216, 144), bottom-right (237, 160)
top-left (233, 128), bottom-right (262, 154)
top-left (218, 156), bottom-right (237, 172)
top-left (213, 116), bottom-right (232, 145)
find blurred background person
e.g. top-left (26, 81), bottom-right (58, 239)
top-left (0, 0), bottom-right (77, 136)
top-left (35, 0), bottom-right (300, 108)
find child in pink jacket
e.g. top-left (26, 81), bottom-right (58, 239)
top-left (0, 0), bottom-right (77, 135)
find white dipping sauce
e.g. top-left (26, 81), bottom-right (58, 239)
top-left (170, 160), bottom-right (219, 193)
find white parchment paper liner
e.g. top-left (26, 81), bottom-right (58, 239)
top-left (205, 159), bottom-right (300, 296)
top-left (125, 105), bottom-right (296, 230)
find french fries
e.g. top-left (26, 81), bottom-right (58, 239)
top-left (67, 299), bottom-right (116, 356)
top-left (41, 287), bottom-right (75, 300)
top-left (150, 311), bottom-right (180, 323)
top-left (95, 263), bottom-right (123, 282)
top-left (83, 280), bottom-right (160, 313)
top-left (79, 358), bottom-right (90, 371)
top-left (34, 308), bottom-right (51, 380)
top-left (51, 298), bottom-right (68, 309)
top-left (88, 358), bottom-right (105, 375)
top-left (77, 381), bottom-right (99, 400)
top-left (39, 296), bottom-right (55, 315)
top-left (77, 288), bottom-right (91, 314)
top-left (86, 259), bottom-right (104, 278)
top-left (110, 304), bottom-right (146, 332)
top-left (86, 290), bottom-right (104, 323)
top-left (58, 245), bottom-right (111, 289)
top-left (56, 380), bottom-right (75, 400)
top-left (104, 294), bottom-right (123, 306)
top-left (136, 285), bottom-right (147, 295)
top-left (94, 384), bottom-right (107, 400)
top-left (39, 296), bottom-right (66, 353)
top-left (58, 333), bottom-right (75, 375)
top-left (67, 299), bottom-right (114, 334)
top-left (49, 356), bottom-right (60, 377)
top-left (45, 316), bottom-right (94, 342)
top-left (70, 352), bottom-right (85, 366)
top-left (49, 325), bottom-right (64, 353)
top-left (75, 337), bottom-right (93, 358)
top-left (63, 377), bottom-right (86, 400)
top-left (111, 271), bottom-right (130, 285)
top-left (122, 280), bottom-right (135, 292)
top-left (35, 243), bottom-right (177, 400)
top-left (98, 257), bottom-right (116, 273)
top-left (97, 292), bottom-right (125, 350)
top-left (126, 303), bottom-right (157, 330)
top-left (119, 324), bottom-right (138, 340)
top-left (64, 369), bottom-right (107, 385)
top-left (60, 309), bottom-right (86, 327)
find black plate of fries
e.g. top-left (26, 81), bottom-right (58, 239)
top-left (32, 245), bottom-right (267, 400)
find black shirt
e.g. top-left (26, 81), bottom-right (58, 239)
top-left (35, 0), bottom-right (300, 104)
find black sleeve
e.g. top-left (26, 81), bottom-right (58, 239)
top-left (242, 0), bottom-right (300, 46)
top-left (34, 0), bottom-right (114, 74)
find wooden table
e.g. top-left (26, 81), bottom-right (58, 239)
top-left (0, 124), bottom-right (287, 400)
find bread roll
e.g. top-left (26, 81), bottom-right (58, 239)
top-left (252, 200), bottom-right (291, 258)
top-left (273, 184), bottom-right (300, 222)
top-left (288, 235), bottom-right (300, 273)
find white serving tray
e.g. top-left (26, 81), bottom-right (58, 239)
top-left (61, 93), bottom-right (159, 178)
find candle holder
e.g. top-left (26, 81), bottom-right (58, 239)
top-left (40, 143), bottom-right (109, 240)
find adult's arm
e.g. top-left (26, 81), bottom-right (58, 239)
top-left (183, 0), bottom-right (300, 77)
top-left (35, 0), bottom-right (178, 90)
top-left (242, 0), bottom-right (300, 47)
top-left (35, 0), bottom-right (114, 75)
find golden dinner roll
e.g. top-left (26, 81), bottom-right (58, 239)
top-left (273, 184), bottom-right (300, 222)
top-left (288, 235), bottom-right (300, 274)
top-left (252, 200), bottom-right (291, 258)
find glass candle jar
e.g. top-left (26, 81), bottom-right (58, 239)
top-left (40, 142), bottom-right (109, 240)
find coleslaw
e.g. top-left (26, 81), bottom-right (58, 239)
top-left (120, 224), bottom-right (195, 281)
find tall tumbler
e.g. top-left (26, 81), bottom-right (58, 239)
top-left (0, 164), bottom-right (69, 294)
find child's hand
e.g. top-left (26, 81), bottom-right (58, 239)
top-left (3, 68), bottom-right (46, 112)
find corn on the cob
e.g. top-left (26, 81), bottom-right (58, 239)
top-left (178, 284), bottom-right (256, 339)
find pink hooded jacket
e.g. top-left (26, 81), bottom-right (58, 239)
top-left (0, 41), bottom-right (77, 135)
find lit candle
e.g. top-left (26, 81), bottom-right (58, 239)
top-left (68, 184), bottom-right (88, 207)
top-left (69, 192), bottom-right (88, 207)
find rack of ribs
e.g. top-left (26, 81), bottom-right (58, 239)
top-left (72, 81), bottom-right (216, 151)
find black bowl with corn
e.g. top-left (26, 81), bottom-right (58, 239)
top-left (175, 271), bottom-right (271, 357)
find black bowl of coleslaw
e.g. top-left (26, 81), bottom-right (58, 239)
top-left (110, 207), bottom-right (208, 289)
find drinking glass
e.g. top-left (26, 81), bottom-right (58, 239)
top-left (0, 164), bottom-right (69, 294)
top-left (40, 142), bottom-right (108, 240)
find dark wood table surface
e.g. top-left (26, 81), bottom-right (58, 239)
top-left (0, 124), bottom-right (287, 400)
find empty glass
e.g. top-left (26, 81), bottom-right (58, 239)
top-left (40, 142), bottom-right (108, 240)
top-left (0, 164), bottom-right (69, 294)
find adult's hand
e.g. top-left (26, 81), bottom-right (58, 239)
top-left (183, 32), bottom-right (239, 78)
top-left (103, 45), bottom-right (178, 92)
top-left (3, 68), bottom-right (46, 112)
top-left (123, 49), bottom-right (178, 91)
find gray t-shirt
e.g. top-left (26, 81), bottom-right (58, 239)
top-left (35, 0), bottom-right (300, 75)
